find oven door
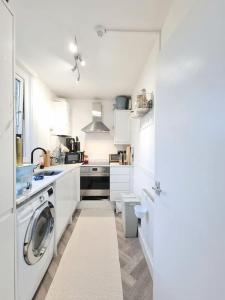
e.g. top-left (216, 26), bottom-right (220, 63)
top-left (80, 175), bottom-right (110, 197)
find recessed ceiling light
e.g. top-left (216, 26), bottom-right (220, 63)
top-left (69, 42), bottom-right (78, 54)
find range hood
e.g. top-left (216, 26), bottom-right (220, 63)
top-left (81, 102), bottom-right (110, 133)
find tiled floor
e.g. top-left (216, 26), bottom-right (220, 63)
top-left (33, 210), bottom-right (153, 300)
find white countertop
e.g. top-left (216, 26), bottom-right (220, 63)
top-left (110, 163), bottom-right (133, 167)
top-left (16, 164), bottom-right (81, 207)
top-left (16, 162), bottom-right (133, 207)
top-left (81, 163), bottom-right (133, 167)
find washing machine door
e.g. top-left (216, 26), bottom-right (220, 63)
top-left (24, 201), bottom-right (55, 265)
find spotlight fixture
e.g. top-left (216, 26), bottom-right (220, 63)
top-left (70, 36), bottom-right (85, 83)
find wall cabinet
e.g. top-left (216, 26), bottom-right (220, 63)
top-left (55, 168), bottom-right (80, 244)
top-left (51, 99), bottom-right (71, 136)
top-left (114, 110), bottom-right (130, 144)
top-left (0, 2), bottom-right (15, 299)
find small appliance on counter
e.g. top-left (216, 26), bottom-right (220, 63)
top-left (66, 137), bottom-right (76, 152)
top-left (65, 151), bottom-right (84, 164)
top-left (64, 136), bottom-right (83, 164)
top-left (109, 147), bottom-right (132, 165)
top-left (66, 136), bottom-right (80, 153)
top-left (109, 153), bottom-right (120, 163)
top-left (118, 151), bottom-right (126, 165)
top-left (75, 136), bottom-right (80, 152)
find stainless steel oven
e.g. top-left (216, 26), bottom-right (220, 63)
top-left (80, 166), bottom-right (110, 200)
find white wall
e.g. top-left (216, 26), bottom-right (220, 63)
top-left (131, 42), bottom-right (159, 269)
top-left (70, 99), bottom-right (120, 161)
top-left (16, 63), bottom-right (59, 163)
top-left (131, 0), bottom-right (201, 279)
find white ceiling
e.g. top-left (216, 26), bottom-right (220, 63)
top-left (11, 0), bottom-right (172, 99)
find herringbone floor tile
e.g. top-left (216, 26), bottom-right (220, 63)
top-left (33, 210), bottom-right (153, 300)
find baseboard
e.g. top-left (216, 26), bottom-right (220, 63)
top-left (138, 227), bottom-right (154, 279)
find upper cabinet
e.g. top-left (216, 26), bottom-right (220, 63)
top-left (51, 99), bottom-right (71, 136)
top-left (114, 110), bottom-right (130, 145)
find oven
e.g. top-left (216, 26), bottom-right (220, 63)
top-left (80, 166), bottom-right (110, 200)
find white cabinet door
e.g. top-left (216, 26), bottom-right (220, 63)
top-left (55, 168), bottom-right (80, 244)
top-left (55, 172), bottom-right (73, 243)
top-left (114, 110), bottom-right (130, 145)
top-left (51, 99), bottom-right (70, 136)
top-left (110, 167), bottom-right (131, 202)
top-left (0, 3), bottom-right (14, 300)
top-left (0, 213), bottom-right (14, 300)
top-left (0, 1), bottom-right (14, 215)
top-left (73, 167), bottom-right (80, 210)
top-left (69, 167), bottom-right (80, 213)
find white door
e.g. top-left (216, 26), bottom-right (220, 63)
top-left (154, 2), bottom-right (225, 300)
top-left (0, 2), bottom-right (14, 300)
top-left (0, 0), bottom-right (14, 215)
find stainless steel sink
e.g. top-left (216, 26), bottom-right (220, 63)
top-left (34, 170), bottom-right (63, 176)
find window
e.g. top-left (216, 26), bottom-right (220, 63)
top-left (15, 74), bottom-right (26, 161)
top-left (15, 74), bottom-right (25, 137)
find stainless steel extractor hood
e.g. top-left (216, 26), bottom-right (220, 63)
top-left (81, 102), bottom-right (110, 133)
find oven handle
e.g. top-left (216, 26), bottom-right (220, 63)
top-left (80, 173), bottom-right (110, 177)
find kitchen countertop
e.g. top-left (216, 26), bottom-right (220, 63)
top-left (81, 163), bottom-right (133, 167)
top-left (16, 162), bottom-right (133, 207)
top-left (16, 164), bottom-right (81, 207)
top-left (109, 163), bottom-right (133, 167)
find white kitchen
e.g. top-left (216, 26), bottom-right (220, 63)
top-left (1, 1), bottom-right (225, 300)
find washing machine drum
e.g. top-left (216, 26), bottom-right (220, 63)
top-left (24, 201), bottom-right (55, 265)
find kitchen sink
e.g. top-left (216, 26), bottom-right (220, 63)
top-left (34, 170), bottom-right (63, 176)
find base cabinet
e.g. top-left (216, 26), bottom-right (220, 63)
top-left (110, 166), bottom-right (131, 210)
top-left (55, 168), bottom-right (80, 244)
top-left (72, 167), bottom-right (80, 211)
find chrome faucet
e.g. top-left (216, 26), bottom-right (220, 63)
top-left (31, 147), bottom-right (47, 164)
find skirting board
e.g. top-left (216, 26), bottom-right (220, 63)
top-left (138, 227), bottom-right (154, 279)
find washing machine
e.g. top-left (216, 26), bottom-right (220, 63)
top-left (17, 185), bottom-right (55, 300)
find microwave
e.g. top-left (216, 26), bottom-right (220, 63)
top-left (65, 152), bottom-right (83, 164)
top-left (109, 153), bottom-right (120, 163)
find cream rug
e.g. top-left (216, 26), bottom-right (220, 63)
top-left (46, 202), bottom-right (123, 300)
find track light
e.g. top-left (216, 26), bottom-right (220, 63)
top-left (70, 36), bottom-right (85, 83)
top-left (69, 42), bottom-right (78, 54)
top-left (80, 59), bottom-right (86, 67)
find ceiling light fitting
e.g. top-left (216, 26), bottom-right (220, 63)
top-left (70, 36), bottom-right (86, 83)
